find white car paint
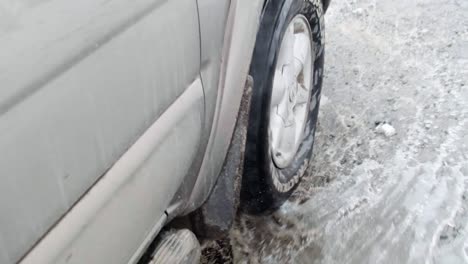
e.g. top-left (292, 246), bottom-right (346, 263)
top-left (0, 0), bottom-right (266, 263)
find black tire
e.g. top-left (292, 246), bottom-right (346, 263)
top-left (241, 0), bottom-right (325, 214)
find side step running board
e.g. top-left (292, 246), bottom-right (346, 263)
top-left (149, 229), bottom-right (200, 264)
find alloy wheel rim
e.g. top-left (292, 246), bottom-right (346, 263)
top-left (269, 15), bottom-right (313, 169)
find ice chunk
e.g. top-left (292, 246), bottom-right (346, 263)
top-left (376, 123), bottom-right (396, 137)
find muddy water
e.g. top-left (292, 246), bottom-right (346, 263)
top-left (230, 0), bottom-right (468, 263)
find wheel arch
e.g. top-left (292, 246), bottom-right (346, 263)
top-left (263, 0), bottom-right (331, 13)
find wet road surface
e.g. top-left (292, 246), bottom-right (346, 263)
top-left (229, 0), bottom-right (468, 263)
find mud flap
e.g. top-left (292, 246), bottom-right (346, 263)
top-left (190, 75), bottom-right (253, 239)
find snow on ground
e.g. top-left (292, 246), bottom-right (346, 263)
top-left (230, 0), bottom-right (468, 263)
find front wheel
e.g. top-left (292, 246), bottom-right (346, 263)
top-left (241, 0), bottom-right (325, 214)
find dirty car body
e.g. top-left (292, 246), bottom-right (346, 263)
top-left (0, 0), bottom-right (262, 263)
top-left (0, 0), bottom-right (329, 263)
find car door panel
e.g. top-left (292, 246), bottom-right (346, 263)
top-left (0, 0), bottom-right (202, 262)
top-left (198, 0), bottom-right (230, 133)
top-left (21, 79), bottom-right (204, 264)
top-left (161, 0), bottom-right (231, 218)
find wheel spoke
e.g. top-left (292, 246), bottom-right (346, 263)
top-left (276, 121), bottom-right (296, 157)
top-left (277, 25), bottom-right (293, 68)
top-left (271, 70), bottom-right (287, 106)
top-left (269, 110), bottom-right (284, 151)
top-left (293, 32), bottom-right (310, 78)
top-left (285, 25), bottom-right (296, 67)
top-left (275, 93), bottom-right (290, 124)
top-left (295, 84), bottom-right (310, 105)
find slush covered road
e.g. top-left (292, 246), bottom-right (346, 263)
top-left (231, 0), bottom-right (468, 263)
